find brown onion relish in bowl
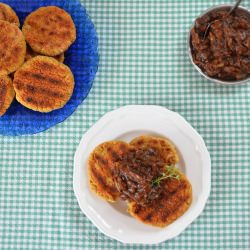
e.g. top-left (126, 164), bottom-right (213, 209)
top-left (188, 5), bottom-right (250, 85)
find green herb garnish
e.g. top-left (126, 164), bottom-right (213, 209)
top-left (151, 165), bottom-right (180, 187)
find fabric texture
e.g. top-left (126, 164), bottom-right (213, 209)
top-left (0, 0), bottom-right (249, 249)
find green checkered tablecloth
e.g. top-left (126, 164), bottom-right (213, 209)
top-left (0, 0), bottom-right (250, 249)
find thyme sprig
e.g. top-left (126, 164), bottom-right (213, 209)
top-left (151, 165), bottom-right (180, 187)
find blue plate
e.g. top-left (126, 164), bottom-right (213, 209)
top-left (0, 0), bottom-right (98, 136)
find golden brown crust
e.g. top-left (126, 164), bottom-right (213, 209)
top-left (88, 141), bottom-right (130, 202)
top-left (0, 75), bottom-right (15, 116)
top-left (22, 6), bottom-right (76, 56)
top-left (0, 3), bottom-right (20, 27)
top-left (128, 136), bottom-right (191, 227)
top-left (25, 45), bottom-right (64, 63)
top-left (130, 135), bottom-right (179, 165)
top-left (127, 170), bottom-right (192, 227)
top-left (88, 135), bottom-right (192, 227)
top-left (13, 56), bottom-right (74, 112)
top-left (0, 20), bottom-right (26, 76)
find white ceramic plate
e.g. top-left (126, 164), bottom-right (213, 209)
top-left (73, 105), bottom-right (211, 244)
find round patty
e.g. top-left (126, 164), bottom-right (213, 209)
top-left (13, 56), bottom-right (74, 112)
top-left (88, 141), bottom-right (130, 202)
top-left (128, 169), bottom-right (192, 227)
top-left (22, 6), bottom-right (76, 56)
top-left (130, 135), bottom-right (179, 165)
top-left (0, 3), bottom-right (20, 27)
top-left (128, 135), bottom-right (191, 227)
top-left (0, 75), bottom-right (15, 116)
top-left (0, 20), bottom-right (26, 76)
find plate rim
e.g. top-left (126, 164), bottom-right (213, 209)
top-left (73, 105), bottom-right (211, 244)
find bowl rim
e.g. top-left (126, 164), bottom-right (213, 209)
top-left (188, 4), bottom-right (250, 86)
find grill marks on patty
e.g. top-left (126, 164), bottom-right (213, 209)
top-left (90, 162), bottom-right (118, 196)
top-left (0, 5), bottom-right (75, 115)
top-left (128, 171), bottom-right (192, 227)
top-left (15, 68), bottom-right (66, 101)
top-left (88, 141), bottom-right (130, 202)
top-left (20, 71), bottom-right (67, 89)
top-left (13, 56), bottom-right (74, 112)
top-left (0, 75), bottom-right (15, 116)
top-left (88, 136), bottom-right (192, 227)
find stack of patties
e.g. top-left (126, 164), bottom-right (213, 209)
top-left (0, 3), bottom-right (76, 116)
top-left (88, 135), bottom-right (192, 227)
top-left (0, 3), bottom-right (24, 116)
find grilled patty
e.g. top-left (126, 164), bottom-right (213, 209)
top-left (13, 56), bottom-right (74, 112)
top-left (127, 169), bottom-right (192, 227)
top-left (22, 6), bottom-right (76, 56)
top-left (0, 75), bottom-right (15, 116)
top-left (0, 20), bottom-right (26, 76)
top-left (130, 135), bottom-right (179, 165)
top-left (88, 141), bottom-right (130, 202)
top-left (88, 135), bottom-right (192, 227)
top-left (127, 136), bottom-right (192, 227)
